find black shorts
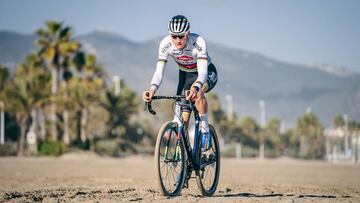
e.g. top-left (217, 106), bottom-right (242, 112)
top-left (176, 63), bottom-right (218, 112)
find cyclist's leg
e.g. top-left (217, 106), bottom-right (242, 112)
top-left (180, 71), bottom-right (197, 146)
top-left (197, 63), bottom-right (218, 150)
top-left (204, 63), bottom-right (218, 93)
top-left (194, 63), bottom-right (218, 112)
top-left (195, 63), bottom-right (218, 116)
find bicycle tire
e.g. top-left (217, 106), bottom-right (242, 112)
top-left (154, 121), bottom-right (187, 196)
top-left (195, 124), bottom-right (221, 196)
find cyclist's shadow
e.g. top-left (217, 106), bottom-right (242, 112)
top-left (214, 191), bottom-right (342, 200)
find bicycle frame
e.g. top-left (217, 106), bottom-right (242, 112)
top-left (145, 96), bottom-right (202, 171)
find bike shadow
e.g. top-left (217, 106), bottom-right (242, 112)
top-left (214, 191), bottom-right (349, 199)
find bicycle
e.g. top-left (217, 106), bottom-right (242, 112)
top-left (144, 92), bottom-right (220, 196)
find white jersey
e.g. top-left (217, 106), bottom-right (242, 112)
top-left (150, 33), bottom-right (211, 91)
top-left (158, 33), bottom-right (212, 72)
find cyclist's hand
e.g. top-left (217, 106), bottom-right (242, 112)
top-left (186, 87), bottom-right (198, 101)
top-left (143, 90), bottom-right (155, 102)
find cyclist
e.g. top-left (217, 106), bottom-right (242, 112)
top-left (143, 15), bottom-right (218, 151)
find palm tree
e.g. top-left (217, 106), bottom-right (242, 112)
top-left (36, 21), bottom-right (80, 141)
top-left (333, 114), bottom-right (345, 128)
top-left (101, 86), bottom-right (139, 139)
top-left (295, 112), bottom-right (325, 159)
top-left (57, 51), bottom-right (85, 145)
top-left (264, 118), bottom-right (282, 156)
top-left (0, 65), bottom-right (9, 91)
top-left (58, 54), bottom-right (105, 147)
top-left (3, 54), bottom-right (50, 155)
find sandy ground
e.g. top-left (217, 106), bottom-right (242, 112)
top-left (0, 153), bottom-right (359, 202)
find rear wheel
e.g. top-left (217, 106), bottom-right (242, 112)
top-left (195, 124), bottom-right (220, 196)
top-left (154, 121), bottom-right (186, 196)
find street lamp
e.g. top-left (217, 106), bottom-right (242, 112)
top-left (343, 114), bottom-right (349, 155)
top-left (112, 75), bottom-right (121, 96)
top-left (0, 101), bottom-right (4, 145)
top-left (258, 100), bottom-right (266, 128)
top-left (225, 94), bottom-right (233, 121)
top-left (258, 100), bottom-right (266, 160)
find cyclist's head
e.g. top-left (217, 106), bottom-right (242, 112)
top-left (168, 15), bottom-right (189, 49)
top-left (168, 15), bottom-right (190, 35)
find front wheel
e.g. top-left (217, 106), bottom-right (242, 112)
top-left (195, 124), bottom-right (221, 196)
top-left (154, 121), bottom-right (187, 196)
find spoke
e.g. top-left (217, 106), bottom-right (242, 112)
top-left (168, 166), bottom-right (176, 190)
top-left (202, 162), bottom-right (215, 189)
top-left (160, 161), bottom-right (168, 170)
top-left (172, 165), bottom-right (181, 174)
top-left (206, 168), bottom-right (214, 187)
top-left (161, 165), bottom-right (168, 188)
top-left (165, 165), bottom-right (172, 188)
top-left (170, 165), bottom-right (180, 179)
top-left (171, 166), bottom-right (177, 185)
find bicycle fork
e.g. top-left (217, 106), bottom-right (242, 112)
top-left (163, 128), bottom-right (182, 162)
top-left (175, 127), bottom-right (182, 161)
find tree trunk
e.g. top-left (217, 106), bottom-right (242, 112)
top-left (63, 110), bottom-right (70, 145)
top-left (30, 109), bottom-right (37, 133)
top-left (50, 65), bottom-right (59, 141)
top-left (300, 135), bottom-right (308, 158)
top-left (17, 117), bottom-right (27, 156)
top-left (80, 108), bottom-right (87, 142)
top-left (39, 109), bottom-right (46, 140)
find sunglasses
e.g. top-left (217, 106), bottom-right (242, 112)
top-left (171, 34), bottom-right (186, 39)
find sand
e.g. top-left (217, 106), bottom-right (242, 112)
top-left (0, 153), bottom-right (359, 202)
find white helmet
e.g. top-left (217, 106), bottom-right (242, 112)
top-left (168, 15), bottom-right (190, 35)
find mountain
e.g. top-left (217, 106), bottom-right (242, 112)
top-left (1, 30), bottom-right (359, 127)
top-left (0, 31), bottom-right (36, 67)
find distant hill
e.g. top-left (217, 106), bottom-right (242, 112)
top-left (1, 30), bottom-right (359, 127)
top-left (0, 31), bottom-right (36, 67)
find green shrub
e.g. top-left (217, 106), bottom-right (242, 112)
top-left (221, 144), bottom-right (258, 158)
top-left (38, 139), bottom-right (63, 156)
top-left (0, 142), bottom-right (17, 156)
top-left (95, 138), bottom-right (119, 156)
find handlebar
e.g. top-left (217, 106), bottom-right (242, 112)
top-left (144, 91), bottom-right (190, 115)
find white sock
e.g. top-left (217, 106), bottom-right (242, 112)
top-left (199, 113), bottom-right (209, 133)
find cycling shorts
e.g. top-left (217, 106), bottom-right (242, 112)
top-left (176, 63), bottom-right (218, 112)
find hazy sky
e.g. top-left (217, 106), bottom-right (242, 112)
top-left (1, 0), bottom-right (359, 72)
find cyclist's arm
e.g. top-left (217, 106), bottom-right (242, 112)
top-left (194, 36), bottom-right (208, 89)
top-left (195, 59), bottom-right (208, 87)
top-left (150, 38), bottom-right (170, 92)
top-left (150, 60), bottom-right (167, 92)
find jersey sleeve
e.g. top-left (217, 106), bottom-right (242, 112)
top-left (158, 37), bottom-right (171, 62)
top-left (150, 61), bottom-right (166, 92)
top-left (195, 36), bottom-right (208, 60)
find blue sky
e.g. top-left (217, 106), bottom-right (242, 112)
top-left (0, 0), bottom-right (359, 72)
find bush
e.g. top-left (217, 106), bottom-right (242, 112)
top-left (264, 148), bottom-right (282, 158)
top-left (95, 138), bottom-right (119, 156)
top-left (221, 144), bottom-right (258, 158)
top-left (0, 142), bottom-right (17, 156)
top-left (38, 139), bottom-right (63, 156)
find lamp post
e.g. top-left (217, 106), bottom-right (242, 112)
top-left (258, 100), bottom-right (266, 160)
top-left (225, 94), bottom-right (233, 121)
top-left (259, 100), bottom-right (266, 128)
top-left (343, 114), bottom-right (349, 155)
top-left (0, 101), bottom-right (4, 145)
top-left (112, 75), bottom-right (121, 96)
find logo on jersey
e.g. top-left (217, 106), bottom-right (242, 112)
top-left (177, 56), bottom-right (194, 62)
top-left (161, 42), bottom-right (172, 54)
top-left (209, 71), bottom-right (217, 83)
top-left (173, 50), bottom-right (183, 55)
top-left (194, 43), bottom-right (203, 52)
